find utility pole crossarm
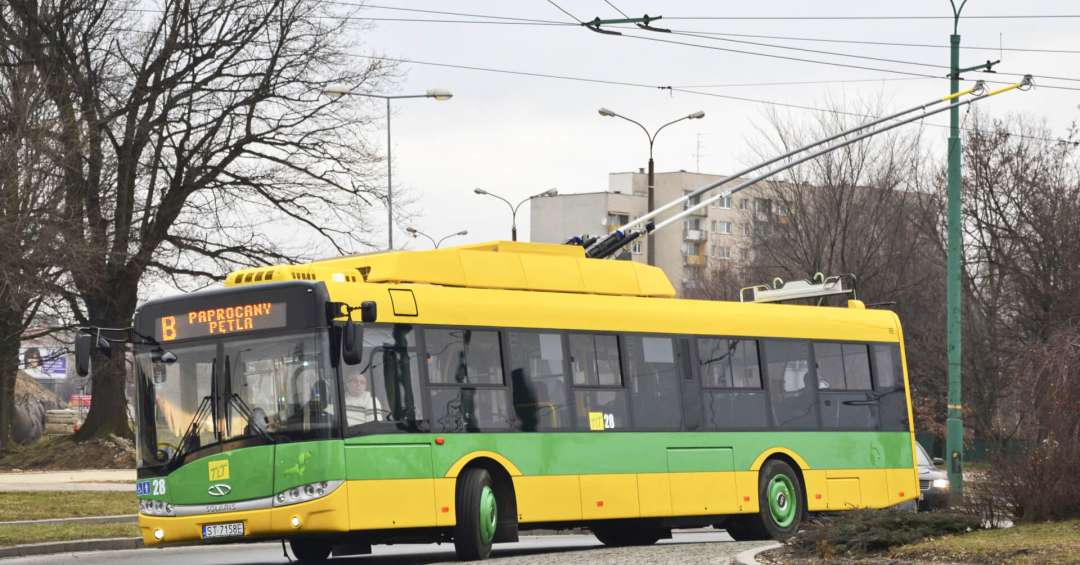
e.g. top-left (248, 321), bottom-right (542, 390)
top-left (583, 14), bottom-right (667, 35)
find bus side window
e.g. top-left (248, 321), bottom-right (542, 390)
top-left (623, 335), bottom-right (682, 431)
top-left (699, 337), bottom-right (768, 430)
top-left (425, 327), bottom-right (511, 433)
top-left (761, 340), bottom-right (819, 429)
top-left (568, 333), bottom-right (629, 431)
top-left (872, 344), bottom-right (907, 431)
top-left (425, 329), bottom-right (504, 385)
top-left (815, 342), bottom-right (877, 430)
top-left (508, 331), bottom-right (570, 431)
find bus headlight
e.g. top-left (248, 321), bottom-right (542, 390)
top-left (932, 479), bottom-right (950, 490)
top-left (272, 480), bottom-right (343, 507)
top-left (139, 499), bottom-right (175, 517)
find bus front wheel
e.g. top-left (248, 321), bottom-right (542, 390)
top-left (756, 459), bottom-right (805, 540)
top-left (454, 467), bottom-right (498, 560)
top-left (289, 538), bottom-right (331, 563)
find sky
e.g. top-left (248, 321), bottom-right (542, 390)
top-left (337, 1), bottom-right (1079, 252)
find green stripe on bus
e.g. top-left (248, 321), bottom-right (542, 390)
top-left (344, 431), bottom-right (912, 480)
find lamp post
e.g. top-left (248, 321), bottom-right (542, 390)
top-left (598, 108), bottom-right (705, 265)
top-left (945, 0), bottom-right (968, 504)
top-left (473, 188), bottom-right (558, 241)
top-left (321, 86), bottom-right (453, 250)
top-left (405, 227), bottom-right (468, 249)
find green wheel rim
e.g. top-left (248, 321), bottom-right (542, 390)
top-left (767, 474), bottom-right (797, 528)
top-left (479, 485), bottom-right (498, 544)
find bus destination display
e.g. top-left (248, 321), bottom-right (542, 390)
top-left (157, 302), bottom-right (287, 341)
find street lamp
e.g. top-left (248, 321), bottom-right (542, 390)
top-left (321, 86), bottom-right (454, 250)
top-left (473, 188), bottom-right (559, 241)
top-left (598, 108), bottom-right (705, 265)
top-left (405, 227), bottom-right (468, 249)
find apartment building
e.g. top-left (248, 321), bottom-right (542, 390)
top-left (530, 170), bottom-right (773, 295)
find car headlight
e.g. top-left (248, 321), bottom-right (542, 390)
top-left (272, 480), bottom-right (343, 507)
top-left (932, 478), bottom-right (950, 490)
top-left (139, 498), bottom-right (175, 517)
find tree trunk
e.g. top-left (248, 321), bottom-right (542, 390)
top-left (0, 316), bottom-right (19, 452)
top-left (72, 280), bottom-right (139, 442)
top-left (72, 346), bottom-right (132, 441)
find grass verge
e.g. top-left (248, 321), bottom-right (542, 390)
top-left (0, 523), bottom-right (139, 547)
top-left (0, 491), bottom-right (137, 521)
top-left (892, 519), bottom-right (1080, 565)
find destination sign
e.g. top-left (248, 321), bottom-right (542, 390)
top-left (157, 302), bottom-right (287, 342)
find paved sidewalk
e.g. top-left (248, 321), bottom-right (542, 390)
top-left (0, 469), bottom-right (135, 491)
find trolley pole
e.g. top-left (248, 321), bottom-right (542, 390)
top-left (946, 1), bottom-right (966, 504)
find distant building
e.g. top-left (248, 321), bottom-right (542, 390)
top-left (531, 170), bottom-right (776, 296)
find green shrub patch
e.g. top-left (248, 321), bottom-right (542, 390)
top-left (787, 510), bottom-right (983, 559)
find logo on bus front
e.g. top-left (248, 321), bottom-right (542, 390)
top-left (208, 484), bottom-right (232, 497)
top-left (208, 459), bottom-right (230, 481)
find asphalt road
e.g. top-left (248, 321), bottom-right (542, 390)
top-left (4, 530), bottom-right (772, 565)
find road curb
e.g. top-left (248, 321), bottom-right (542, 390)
top-left (0, 537), bottom-right (142, 559)
top-left (0, 514), bottom-right (137, 527)
top-left (733, 541), bottom-right (781, 565)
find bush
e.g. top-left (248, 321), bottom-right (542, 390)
top-left (984, 328), bottom-right (1080, 523)
top-left (786, 510), bottom-right (983, 558)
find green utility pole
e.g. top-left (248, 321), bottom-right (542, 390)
top-left (946, 0), bottom-right (967, 504)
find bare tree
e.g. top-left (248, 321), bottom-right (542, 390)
top-left (957, 112), bottom-right (1080, 440)
top-left (0, 0), bottom-right (394, 440)
top-left (719, 101), bottom-right (948, 433)
top-left (0, 8), bottom-right (68, 450)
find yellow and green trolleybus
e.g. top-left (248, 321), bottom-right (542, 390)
top-left (87, 241), bottom-right (918, 561)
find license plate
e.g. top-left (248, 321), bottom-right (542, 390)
top-left (201, 522), bottom-right (245, 539)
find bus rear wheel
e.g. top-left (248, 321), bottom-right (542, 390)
top-left (591, 522), bottom-right (666, 547)
top-left (289, 538), bottom-right (331, 563)
top-left (454, 468), bottom-right (498, 560)
top-left (757, 459), bottom-right (805, 540)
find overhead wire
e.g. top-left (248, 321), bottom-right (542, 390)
top-left (344, 53), bottom-right (1078, 147)
top-left (531, 2), bottom-right (1080, 92)
top-left (112, 3), bottom-right (1080, 89)
top-left (662, 29), bottom-right (1080, 56)
top-left (543, 0), bottom-right (585, 24)
top-left (660, 14), bottom-right (1080, 21)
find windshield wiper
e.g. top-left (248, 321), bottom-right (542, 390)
top-left (224, 355), bottom-right (275, 444)
top-left (166, 391), bottom-right (214, 471)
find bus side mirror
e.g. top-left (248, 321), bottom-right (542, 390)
top-left (342, 323), bottom-right (363, 365)
top-left (360, 301), bottom-right (377, 323)
top-left (75, 333), bottom-right (92, 377)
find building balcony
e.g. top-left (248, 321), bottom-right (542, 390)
top-left (683, 205), bottom-right (708, 217)
top-left (683, 254), bottom-right (706, 267)
top-left (683, 229), bottom-right (706, 242)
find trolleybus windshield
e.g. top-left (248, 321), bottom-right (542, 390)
top-left (135, 330), bottom-right (336, 470)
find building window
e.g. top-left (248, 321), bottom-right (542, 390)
top-left (718, 221), bottom-right (732, 235)
top-left (717, 195), bottom-right (732, 209)
top-left (742, 223), bottom-right (752, 237)
top-left (710, 220), bottom-right (718, 232)
top-left (716, 246), bottom-right (731, 259)
top-left (630, 241), bottom-right (642, 254)
top-left (739, 198), bottom-right (749, 210)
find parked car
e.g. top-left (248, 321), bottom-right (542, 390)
top-left (916, 441), bottom-right (949, 510)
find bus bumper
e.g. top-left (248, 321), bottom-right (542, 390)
top-left (139, 483), bottom-right (350, 545)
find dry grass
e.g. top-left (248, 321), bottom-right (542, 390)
top-left (0, 491), bottom-right (136, 521)
top-left (0, 523), bottom-right (139, 547)
top-left (892, 519), bottom-right (1080, 565)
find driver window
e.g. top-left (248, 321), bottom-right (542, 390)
top-left (346, 325), bottom-right (424, 433)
